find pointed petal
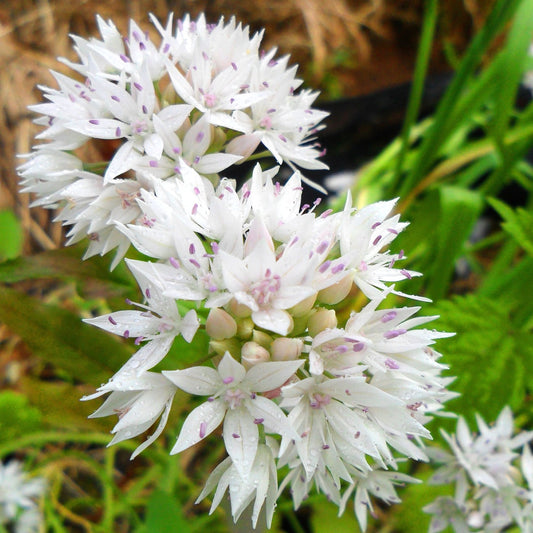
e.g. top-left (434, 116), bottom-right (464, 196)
top-left (171, 399), bottom-right (226, 454)
top-left (223, 408), bottom-right (258, 479)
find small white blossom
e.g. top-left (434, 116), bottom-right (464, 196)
top-left (0, 461), bottom-right (46, 531)
top-left (164, 352), bottom-right (302, 478)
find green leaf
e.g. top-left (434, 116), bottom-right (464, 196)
top-left (425, 186), bottom-right (483, 300)
top-left (19, 377), bottom-right (111, 432)
top-left (310, 499), bottom-right (361, 533)
top-left (0, 391), bottom-right (42, 443)
top-left (0, 246), bottom-right (135, 297)
top-left (0, 209), bottom-right (23, 260)
top-left (0, 286), bottom-right (131, 385)
top-left (142, 490), bottom-right (193, 533)
top-left (488, 197), bottom-right (533, 257)
top-left (430, 294), bottom-right (527, 423)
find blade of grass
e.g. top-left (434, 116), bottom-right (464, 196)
top-left (398, 0), bottom-right (522, 198)
top-left (392, 0), bottom-right (438, 186)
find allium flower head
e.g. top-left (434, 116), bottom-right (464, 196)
top-left (425, 407), bottom-right (533, 532)
top-left (20, 13), bottom-right (328, 265)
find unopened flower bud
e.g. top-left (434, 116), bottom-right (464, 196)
top-left (206, 308), bottom-right (238, 340)
top-left (241, 341), bottom-right (270, 369)
top-left (226, 133), bottom-right (261, 161)
top-left (227, 298), bottom-right (252, 318)
top-left (236, 317), bottom-right (254, 339)
top-left (289, 293), bottom-right (317, 317)
top-left (307, 308), bottom-right (337, 337)
top-left (252, 329), bottom-right (273, 348)
top-left (317, 274), bottom-right (353, 305)
top-left (271, 337), bottom-right (303, 361)
top-left (209, 338), bottom-right (241, 358)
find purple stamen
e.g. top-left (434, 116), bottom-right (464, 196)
top-left (381, 311), bottom-right (397, 323)
top-left (89, 119), bottom-right (99, 125)
top-left (385, 358), bottom-right (400, 369)
top-left (199, 421), bottom-right (207, 438)
top-left (108, 316), bottom-right (117, 325)
top-left (384, 329), bottom-right (407, 339)
top-left (223, 376), bottom-right (234, 385)
top-left (400, 269), bottom-right (412, 279)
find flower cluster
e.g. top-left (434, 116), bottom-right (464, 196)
top-left (0, 460), bottom-right (46, 533)
top-left (22, 13), bottom-right (456, 531)
top-left (425, 407), bottom-right (533, 532)
top-left (81, 161), bottom-right (455, 529)
top-left (19, 14), bottom-right (327, 267)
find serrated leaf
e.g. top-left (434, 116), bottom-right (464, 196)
top-left (430, 294), bottom-right (526, 423)
top-left (0, 286), bottom-right (131, 385)
top-left (0, 209), bottom-right (23, 260)
top-left (488, 197), bottom-right (533, 257)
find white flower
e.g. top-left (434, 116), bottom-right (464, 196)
top-left (83, 371), bottom-right (177, 459)
top-left (341, 468), bottom-right (419, 532)
top-left (280, 374), bottom-right (430, 482)
top-left (338, 197), bottom-right (427, 301)
top-left (0, 461), bottom-right (45, 527)
top-left (423, 497), bottom-right (472, 533)
top-left (426, 407), bottom-right (533, 533)
top-left (84, 258), bottom-right (199, 374)
top-left (164, 352), bottom-right (302, 478)
top-left (196, 439), bottom-right (279, 528)
top-left (309, 289), bottom-right (450, 377)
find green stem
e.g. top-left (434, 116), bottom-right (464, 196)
top-left (393, 0), bottom-right (438, 186)
top-left (0, 432), bottom-right (136, 458)
top-left (83, 161), bottom-right (108, 172)
top-left (284, 508), bottom-right (307, 533)
top-left (101, 447), bottom-right (116, 531)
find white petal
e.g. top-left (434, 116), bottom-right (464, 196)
top-left (252, 308), bottom-right (292, 335)
top-left (163, 366), bottom-right (220, 395)
top-left (171, 399), bottom-right (226, 454)
top-left (223, 408), bottom-right (258, 479)
top-left (217, 352), bottom-right (246, 384)
top-left (245, 360), bottom-right (303, 392)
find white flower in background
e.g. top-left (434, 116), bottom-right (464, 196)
top-left (20, 13), bottom-right (328, 263)
top-left (0, 460), bottom-right (46, 532)
top-left (341, 468), bottom-right (419, 532)
top-left (425, 407), bottom-right (533, 533)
